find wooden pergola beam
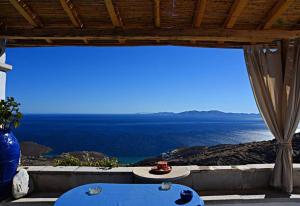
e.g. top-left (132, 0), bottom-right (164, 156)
top-left (45, 39), bottom-right (53, 44)
top-left (0, 21), bottom-right (5, 29)
top-left (118, 39), bottom-right (126, 44)
top-left (153, 0), bottom-right (160, 28)
top-left (83, 39), bottom-right (88, 44)
top-left (6, 41), bottom-right (244, 48)
top-left (104, 0), bottom-right (123, 28)
top-left (8, 39), bottom-right (16, 44)
top-left (258, 0), bottom-right (294, 30)
top-left (9, 0), bottom-right (43, 27)
top-left (193, 0), bottom-right (207, 28)
top-left (224, 0), bottom-right (248, 29)
top-left (59, 0), bottom-right (83, 29)
top-left (2, 28), bottom-right (300, 43)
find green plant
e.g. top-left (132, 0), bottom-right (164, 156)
top-left (54, 155), bottom-right (81, 166)
top-left (54, 154), bottom-right (119, 168)
top-left (0, 97), bottom-right (22, 130)
top-left (95, 157), bottom-right (119, 168)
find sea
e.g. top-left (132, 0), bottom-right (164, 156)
top-left (14, 114), bottom-right (274, 164)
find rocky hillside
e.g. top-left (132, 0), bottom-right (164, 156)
top-left (20, 142), bottom-right (106, 166)
top-left (20, 133), bottom-right (300, 166)
top-left (134, 133), bottom-right (300, 166)
top-left (20, 141), bottom-right (52, 157)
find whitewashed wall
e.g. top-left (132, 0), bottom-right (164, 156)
top-left (0, 44), bottom-right (12, 100)
top-left (0, 71), bottom-right (7, 100)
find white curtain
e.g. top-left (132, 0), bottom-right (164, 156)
top-left (244, 39), bottom-right (300, 193)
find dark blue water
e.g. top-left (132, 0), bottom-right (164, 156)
top-left (14, 114), bottom-right (273, 163)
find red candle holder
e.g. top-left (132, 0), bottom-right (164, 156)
top-left (157, 161), bottom-right (169, 170)
top-left (150, 161), bottom-right (172, 175)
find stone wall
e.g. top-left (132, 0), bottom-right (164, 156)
top-left (5, 164), bottom-right (300, 206)
top-left (24, 164), bottom-right (300, 194)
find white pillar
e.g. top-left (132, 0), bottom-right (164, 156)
top-left (0, 40), bottom-right (12, 100)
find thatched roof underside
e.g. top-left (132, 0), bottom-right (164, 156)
top-left (1, 0), bottom-right (300, 48)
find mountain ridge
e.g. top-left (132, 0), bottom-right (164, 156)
top-left (152, 110), bottom-right (260, 117)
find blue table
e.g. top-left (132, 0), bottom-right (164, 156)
top-left (55, 183), bottom-right (205, 206)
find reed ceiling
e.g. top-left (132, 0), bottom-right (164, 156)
top-left (1, 0), bottom-right (300, 48)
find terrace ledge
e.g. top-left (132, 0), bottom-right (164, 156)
top-left (3, 164), bottom-right (300, 206)
top-left (23, 163), bottom-right (300, 173)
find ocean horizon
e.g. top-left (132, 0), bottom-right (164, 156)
top-left (13, 112), bottom-right (275, 164)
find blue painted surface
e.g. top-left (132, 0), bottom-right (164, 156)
top-left (0, 130), bottom-right (20, 199)
top-left (55, 183), bottom-right (205, 206)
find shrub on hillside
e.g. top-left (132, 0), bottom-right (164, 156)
top-left (54, 154), bottom-right (119, 168)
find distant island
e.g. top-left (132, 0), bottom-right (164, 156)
top-left (150, 110), bottom-right (260, 118)
top-left (25, 110), bottom-right (260, 117)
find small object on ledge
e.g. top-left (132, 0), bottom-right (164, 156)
top-left (180, 190), bottom-right (193, 202)
top-left (12, 168), bottom-right (30, 199)
top-left (150, 161), bottom-right (172, 175)
top-left (133, 166), bottom-right (190, 182)
top-left (87, 187), bottom-right (102, 196)
top-left (159, 182), bottom-right (172, 191)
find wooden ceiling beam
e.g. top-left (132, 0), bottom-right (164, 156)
top-left (3, 28), bottom-right (300, 43)
top-left (118, 39), bottom-right (126, 44)
top-left (258, 0), bottom-right (294, 30)
top-left (9, 0), bottom-right (43, 27)
top-left (59, 0), bottom-right (83, 29)
top-left (8, 39), bottom-right (16, 44)
top-left (45, 39), bottom-right (53, 44)
top-left (0, 21), bottom-right (5, 29)
top-left (83, 39), bottom-right (88, 44)
top-left (193, 0), bottom-right (207, 28)
top-left (7, 42), bottom-right (243, 49)
top-left (104, 0), bottom-right (123, 28)
top-left (153, 0), bottom-right (160, 28)
top-left (224, 0), bottom-right (248, 29)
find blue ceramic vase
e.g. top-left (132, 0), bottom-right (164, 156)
top-left (0, 130), bottom-right (20, 200)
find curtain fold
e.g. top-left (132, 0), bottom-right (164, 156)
top-left (244, 39), bottom-right (300, 193)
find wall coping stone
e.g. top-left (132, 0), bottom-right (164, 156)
top-left (21, 164), bottom-right (300, 174)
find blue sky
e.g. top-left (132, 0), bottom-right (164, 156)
top-left (6, 46), bottom-right (258, 114)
